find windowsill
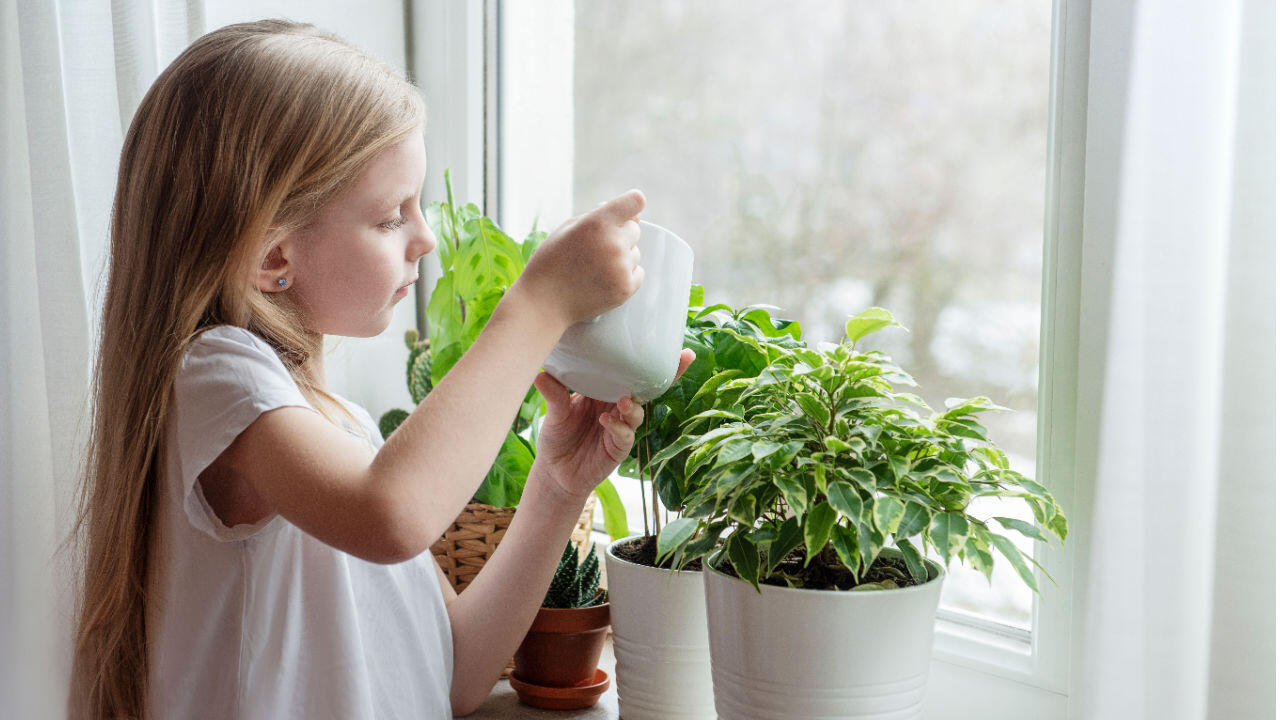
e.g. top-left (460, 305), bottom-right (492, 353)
top-left (462, 635), bottom-right (619, 719)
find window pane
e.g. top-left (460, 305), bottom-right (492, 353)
top-left (562, 0), bottom-right (1051, 631)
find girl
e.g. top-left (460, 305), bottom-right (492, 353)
top-left (68, 18), bottom-right (694, 719)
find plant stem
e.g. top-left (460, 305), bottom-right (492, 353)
top-left (639, 403), bottom-right (650, 537)
top-left (646, 402), bottom-right (661, 536)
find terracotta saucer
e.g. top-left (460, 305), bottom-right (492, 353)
top-left (508, 667), bottom-right (610, 710)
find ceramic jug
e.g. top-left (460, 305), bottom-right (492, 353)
top-left (543, 221), bottom-right (694, 403)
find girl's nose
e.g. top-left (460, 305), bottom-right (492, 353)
top-left (409, 218), bottom-right (437, 261)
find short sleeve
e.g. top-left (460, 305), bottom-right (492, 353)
top-left (172, 325), bottom-right (317, 542)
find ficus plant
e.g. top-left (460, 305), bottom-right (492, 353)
top-left (618, 285), bottom-right (803, 549)
top-left (648, 307), bottom-right (1069, 592)
top-left (379, 171), bottom-right (628, 529)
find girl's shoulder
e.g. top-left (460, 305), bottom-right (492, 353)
top-left (185, 324), bottom-right (276, 359)
top-left (176, 324), bottom-right (304, 407)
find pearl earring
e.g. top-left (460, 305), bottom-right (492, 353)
top-left (277, 278), bottom-right (288, 288)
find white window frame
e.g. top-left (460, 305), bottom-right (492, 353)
top-left (406, 0), bottom-right (488, 336)
top-left (412, 0), bottom-right (1107, 715)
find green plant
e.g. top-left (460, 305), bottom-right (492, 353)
top-left (619, 285), bottom-right (803, 548)
top-left (378, 171), bottom-right (627, 530)
top-left (543, 541), bottom-right (606, 609)
top-left (650, 307), bottom-right (1069, 593)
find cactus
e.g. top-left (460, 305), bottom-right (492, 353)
top-left (543, 541), bottom-right (606, 609)
top-left (377, 408), bottom-right (410, 441)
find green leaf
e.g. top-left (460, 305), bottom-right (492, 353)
top-left (803, 502), bottom-right (837, 565)
top-left (716, 438), bottom-right (755, 467)
top-left (657, 517), bottom-right (699, 563)
top-left (681, 407), bottom-right (746, 428)
top-left (474, 431), bottom-right (533, 507)
top-left (873, 497), bottom-right (906, 535)
top-left (728, 491), bottom-right (756, 524)
top-left (856, 516), bottom-right (885, 571)
top-left (795, 393), bottom-right (831, 428)
top-left (689, 369), bottom-right (746, 410)
top-left (896, 539), bottom-right (929, 584)
top-left (941, 396), bottom-right (1011, 417)
top-left (825, 479), bottom-right (864, 521)
top-left (751, 440), bottom-right (782, 460)
top-left (992, 516), bottom-right (1048, 544)
top-left (726, 532), bottom-right (761, 590)
top-left (767, 516), bottom-right (804, 569)
top-left (927, 511), bottom-right (968, 565)
top-left (592, 478), bottom-right (629, 541)
top-left (774, 473), bottom-right (810, 515)
top-left (824, 436), bottom-right (854, 452)
top-left (742, 308), bottom-right (802, 340)
top-left (845, 307), bottom-right (901, 346)
top-left (844, 467), bottom-right (878, 494)
top-left (895, 500), bottom-right (932, 538)
top-left (938, 417), bottom-right (989, 442)
top-left (831, 524), bottom-right (861, 577)
top-left (963, 535), bottom-right (994, 582)
top-left (887, 454), bottom-right (910, 480)
top-left (646, 434), bottom-right (701, 469)
top-left (1047, 511), bottom-right (1069, 544)
top-left (988, 533), bottom-right (1039, 593)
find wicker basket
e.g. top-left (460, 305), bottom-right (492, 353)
top-left (430, 495), bottom-right (598, 679)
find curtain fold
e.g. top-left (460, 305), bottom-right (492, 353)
top-left (1072, 0), bottom-right (1275, 718)
top-left (1, 2), bottom-right (204, 717)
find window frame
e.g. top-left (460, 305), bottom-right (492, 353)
top-left (420, 0), bottom-right (1094, 711)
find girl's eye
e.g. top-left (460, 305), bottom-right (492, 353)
top-left (379, 217), bottom-right (407, 231)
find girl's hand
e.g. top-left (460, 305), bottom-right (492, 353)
top-left (531, 348), bottom-right (697, 500)
top-left (515, 190), bottom-right (646, 330)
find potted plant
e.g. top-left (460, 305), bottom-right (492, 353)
top-left (651, 307), bottom-right (1069, 719)
top-left (378, 171), bottom-right (629, 593)
top-left (509, 541), bottom-right (612, 710)
top-left (603, 286), bottom-right (802, 719)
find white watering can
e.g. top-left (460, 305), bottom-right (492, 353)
top-left (543, 220), bottom-right (694, 403)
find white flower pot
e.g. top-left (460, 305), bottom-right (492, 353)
top-left (543, 221), bottom-right (694, 403)
top-left (703, 548), bottom-right (945, 720)
top-left (604, 536), bottom-right (717, 720)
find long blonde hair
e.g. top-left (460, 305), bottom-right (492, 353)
top-left (66, 19), bottom-right (426, 718)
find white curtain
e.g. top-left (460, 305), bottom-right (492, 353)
top-left (1, 1), bottom-right (204, 717)
top-left (1073, 0), bottom-right (1275, 718)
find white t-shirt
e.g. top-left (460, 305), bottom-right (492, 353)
top-left (146, 325), bottom-right (454, 719)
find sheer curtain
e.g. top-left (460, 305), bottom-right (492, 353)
top-left (1071, 1), bottom-right (1275, 718)
top-left (1, 1), bottom-right (204, 717)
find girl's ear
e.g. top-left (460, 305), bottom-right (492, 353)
top-left (256, 236), bottom-right (293, 293)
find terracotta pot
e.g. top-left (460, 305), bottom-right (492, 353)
top-left (512, 601), bottom-right (611, 687)
top-left (509, 668), bottom-right (612, 711)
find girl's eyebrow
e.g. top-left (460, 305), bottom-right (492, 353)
top-left (370, 191), bottom-right (417, 213)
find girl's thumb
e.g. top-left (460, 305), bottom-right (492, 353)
top-left (534, 371), bottom-right (571, 413)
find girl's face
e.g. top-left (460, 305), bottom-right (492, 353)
top-left (259, 133), bottom-right (436, 337)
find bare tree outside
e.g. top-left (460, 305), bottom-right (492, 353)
top-left (572, 1), bottom-right (1051, 630)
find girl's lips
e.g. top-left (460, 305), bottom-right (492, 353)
top-left (393, 276), bottom-right (419, 298)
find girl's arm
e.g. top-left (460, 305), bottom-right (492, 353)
top-left (442, 353), bottom-right (693, 715)
top-left (438, 462), bottom-right (593, 715)
top-left (222, 192), bottom-right (645, 565)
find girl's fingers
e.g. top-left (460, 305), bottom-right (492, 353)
top-left (617, 395), bottom-right (644, 429)
top-left (534, 371), bottom-right (571, 413)
top-left (599, 411), bottom-right (635, 452)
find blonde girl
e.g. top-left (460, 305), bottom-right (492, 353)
top-left (68, 18), bottom-right (693, 719)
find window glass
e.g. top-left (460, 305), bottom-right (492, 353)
top-left (516, 0), bottom-right (1051, 632)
